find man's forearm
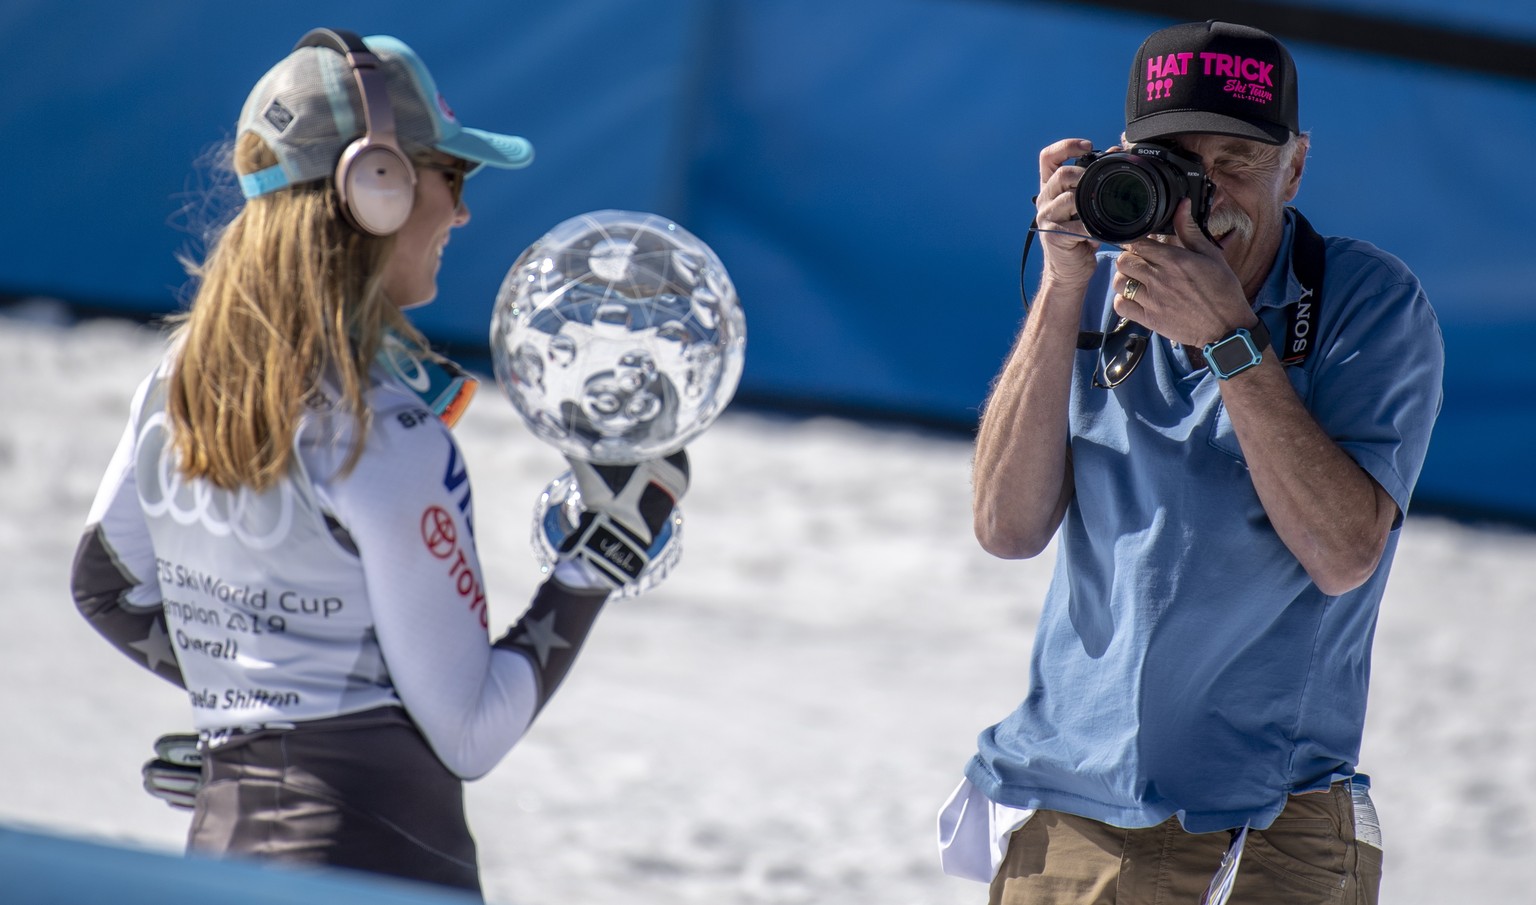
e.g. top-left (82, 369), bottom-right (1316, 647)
top-left (972, 277), bottom-right (1086, 559)
top-left (1218, 358), bottom-right (1396, 594)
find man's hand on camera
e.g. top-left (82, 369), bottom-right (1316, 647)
top-left (1035, 137), bottom-right (1102, 286)
top-left (1114, 200), bottom-right (1250, 348)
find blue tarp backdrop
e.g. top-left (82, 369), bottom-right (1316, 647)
top-left (3, 0), bottom-right (1533, 521)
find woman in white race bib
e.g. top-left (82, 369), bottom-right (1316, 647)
top-left (71, 28), bottom-right (687, 898)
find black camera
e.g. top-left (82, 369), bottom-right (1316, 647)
top-left (1073, 143), bottom-right (1213, 243)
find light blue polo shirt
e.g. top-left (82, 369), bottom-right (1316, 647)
top-left (965, 210), bottom-right (1444, 833)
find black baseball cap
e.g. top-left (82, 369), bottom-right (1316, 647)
top-left (1125, 20), bottom-right (1299, 146)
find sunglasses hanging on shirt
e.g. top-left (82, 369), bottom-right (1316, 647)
top-left (1016, 221), bottom-right (1152, 388)
top-left (1090, 317), bottom-right (1151, 389)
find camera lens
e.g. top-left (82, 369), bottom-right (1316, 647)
top-left (1096, 171), bottom-right (1152, 230)
top-left (1075, 150), bottom-right (1187, 243)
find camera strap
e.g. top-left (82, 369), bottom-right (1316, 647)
top-left (1282, 207), bottom-right (1324, 367)
top-left (1067, 207), bottom-right (1325, 367)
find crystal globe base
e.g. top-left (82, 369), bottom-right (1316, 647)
top-left (531, 470), bottom-right (685, 599)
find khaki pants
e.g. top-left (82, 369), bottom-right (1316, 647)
top-left (989, 783), bottom-right (1382, 905)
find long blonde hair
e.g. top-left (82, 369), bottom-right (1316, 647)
top-left (167, 132), bottom-right (425, 490)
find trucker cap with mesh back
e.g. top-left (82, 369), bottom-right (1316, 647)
top-left (236, 34), bottom-right (533, 199)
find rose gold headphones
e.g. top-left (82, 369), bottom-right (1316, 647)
top-left (295, 28), bottom-right (417, 236)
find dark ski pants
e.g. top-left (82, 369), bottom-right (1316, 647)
top-left (187, 707), bottom-right (482, 898)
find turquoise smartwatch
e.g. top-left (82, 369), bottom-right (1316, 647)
top-left (1204, 318), bottom-right (1271, 380)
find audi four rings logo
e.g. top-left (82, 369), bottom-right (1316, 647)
top-left (136, 411), bottom-right (294, 550)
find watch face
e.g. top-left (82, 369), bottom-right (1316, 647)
top-left (1208, 331), bottom-right (1261, 378)
top-left (1210, 340), bottom-right (1251, 374)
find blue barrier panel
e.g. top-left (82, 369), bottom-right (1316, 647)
top-left (679, 0), bottom-right (1536, 519)
top-left (2, 0), bottom-right (1532, 519)
top-left (1279, 0), bottom-right (1536, 39)
top-left (0, 0), bottom-right (704, 330)
top-left (0, 824), bottom-right (479, 904)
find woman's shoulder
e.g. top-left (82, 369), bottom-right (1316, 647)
top-left (295, 371), bottom-right (456, 478)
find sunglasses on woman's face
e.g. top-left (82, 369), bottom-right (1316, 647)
top-left (416, 158), bottom-right (472, 208)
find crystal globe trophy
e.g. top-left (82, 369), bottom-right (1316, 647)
top-left (491, 210), bottom-right (746, 595)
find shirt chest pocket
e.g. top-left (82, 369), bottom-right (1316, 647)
top-left (1207, 366), bottom-right (1314, 465)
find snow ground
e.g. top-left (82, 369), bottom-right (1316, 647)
top-left (1, 312), bottom-right (1529, 904)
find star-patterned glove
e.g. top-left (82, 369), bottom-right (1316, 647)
top-left (496, 450), bottom-right (690, 715)
top-left (557, 450), bottom-right (690, 590)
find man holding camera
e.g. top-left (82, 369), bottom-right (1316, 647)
top-left (938, 20), bottom-right (1442, 905)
